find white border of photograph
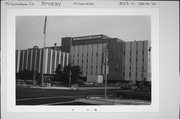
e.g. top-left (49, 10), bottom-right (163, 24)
top-left (6, 8), bottom-right (159, 112)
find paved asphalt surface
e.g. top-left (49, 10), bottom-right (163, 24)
top-left (16, 87), bottom-right (116, 105)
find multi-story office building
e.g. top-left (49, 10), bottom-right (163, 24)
top-left (16, 34), bottom-right (151, 83)
top-left (16, 45), bottom-right (69, 74)
top-left (63, 34), bottom-right (125, 82)
top-left (61, 34), bottom-right (151, 82)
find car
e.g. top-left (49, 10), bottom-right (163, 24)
top-left (113, 86), bottom-right (151, 101)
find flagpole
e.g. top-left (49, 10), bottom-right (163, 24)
top-left (41, 16), bottom-right (47, 86)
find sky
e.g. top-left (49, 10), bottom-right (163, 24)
top-left (16, 16), bottom-right (151, 49)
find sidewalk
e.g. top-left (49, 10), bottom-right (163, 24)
top-left (75, 97), bottom-right (151, 105)
top-left (17, 85), bottom-right (121, 90)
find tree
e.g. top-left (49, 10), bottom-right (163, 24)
top-left (16, 70), bottom-right (34, 80)
top-left (55, 64), bottom-right (63, 74)
top-left (51, 64), bottom-right (65, 82)
top-left (61, 64), bottom-right (82, 85)
top-left (70, 65), bottom-right (82, 84)
top-left (63, 65), bottom-right (71, 84)
top-left (51, 64), bottom-right (82, 85)
top-left (16, 69), bottom-right (41, 85)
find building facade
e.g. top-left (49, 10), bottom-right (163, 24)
top-left (16, 46), bottom-right (69, 74)
top-left (61, 34), bottom-right (151, 82)
top-left (16, 34), bottom-right (151, 83)
top-left (124, 41), bottom-right (151, 82)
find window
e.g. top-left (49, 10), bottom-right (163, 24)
top-left (96, 52), bottom-right (98, 56)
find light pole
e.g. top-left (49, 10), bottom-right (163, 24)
top-left (104, 47), bottom-right (108, 98)
top-left (69, 64), bottom-right (72, 88)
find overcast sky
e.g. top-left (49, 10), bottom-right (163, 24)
top-left (16, 16), bottom-right (151, 49)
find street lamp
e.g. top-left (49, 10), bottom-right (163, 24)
top-left (104, 47), bottom-right (108, 98)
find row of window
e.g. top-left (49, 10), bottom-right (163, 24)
top-left (72, 52), bottom-right (99, 58)
top-left (82, 65), bottom-right (104, 75)
top-left (129, 57), bottom-right (145, 63)
top-left (124, 50), bottom-right (146, 55)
